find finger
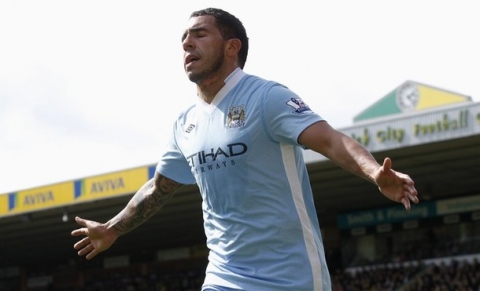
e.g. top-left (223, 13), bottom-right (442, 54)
top-left (86, 248), bottom-right (100, 260)
top-left (402, 178), bottom-right (417, 190)
top-left (74, 216), bottom-right (86, 227)
top-left (74, 236), bottom-right (91, 250)
top-left (408, 193), bottom-right (419, 204)
top-left (78, 244), bottom-right (94, 257)
top-left (401, 197), bottom-right (411, 210)
top-left (71, 227), bottom-right (88, 237)
top-left (403, 185), bottom-right (419, 203)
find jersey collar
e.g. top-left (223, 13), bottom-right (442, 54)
top-left (197, 68), bottom-right (246, 113)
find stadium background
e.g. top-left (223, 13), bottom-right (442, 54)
top-left (1, 80), bottom-right (480, 290)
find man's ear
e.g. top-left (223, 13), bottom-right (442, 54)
top-left (226, 38), bottom-right (242, 58)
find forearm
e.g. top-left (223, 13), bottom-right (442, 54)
top-left (328, 134), bottom-right (380, 184)
top-left (106, 174), bottom-right (183, 237)
top-left (299, 121), bottom-right (382, 183)
top-left (299, 121), bottom-right (418, 209)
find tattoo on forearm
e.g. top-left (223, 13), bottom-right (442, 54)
top-left (112, 175), bottom-right (183, 235)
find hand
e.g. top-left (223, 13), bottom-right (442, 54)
top-left (374, 157), bottom-right (419, 210)
top-left (71, 216), bottom-right (118, 260)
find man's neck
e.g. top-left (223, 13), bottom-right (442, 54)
top-left (196, 75), bottom-right (226, 104)
top-left (196, 65), bottom-right (240, 104)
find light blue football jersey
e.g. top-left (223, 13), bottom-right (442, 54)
top-left (156, 68), bottom-right (331, 291)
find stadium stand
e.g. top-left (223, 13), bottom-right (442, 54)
top-left (1, 81), bottom-right (480, 290)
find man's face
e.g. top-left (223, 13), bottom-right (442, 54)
top-left (182, 15), bottom-right (226, 84)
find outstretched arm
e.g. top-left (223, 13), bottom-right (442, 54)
top-left (298, 121), bottom-right (419, 209)
top-left (71, 172), bottom-right (183, 260)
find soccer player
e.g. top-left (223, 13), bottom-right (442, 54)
top-left (71, 8), bottom-right (419, 291)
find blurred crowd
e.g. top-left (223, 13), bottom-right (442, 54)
top-left (331, 258), bottom-right (480, 291)
top-left (51, 256), bottom-right (480, 291)
top-left (82, 270), bottom-right (203, 291)
top-left (343, 235), bottom-right (480, 268)
top-left (5, 230), bottom-right (480, 290)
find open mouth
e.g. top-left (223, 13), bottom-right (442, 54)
top-left (185, 55), bottom-right (200, 65)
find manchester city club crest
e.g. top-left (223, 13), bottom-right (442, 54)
top-left (226, 104), bottom-right (246, 128)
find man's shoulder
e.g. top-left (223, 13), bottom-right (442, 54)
top-left (240, 73), bottom-right (289, 96)
top-left (242, 72), bottom-right (278, 86)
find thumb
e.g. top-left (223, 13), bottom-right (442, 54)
top-left (382, 157), bottom-right (392, 172)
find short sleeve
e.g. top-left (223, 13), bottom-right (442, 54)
top-left (156, 121), bottom-right (196, 185)
top-left (262, 84), bottom-right (324, 146)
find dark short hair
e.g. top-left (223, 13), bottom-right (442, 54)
top-left (190, 8), bottom-right (249, 69)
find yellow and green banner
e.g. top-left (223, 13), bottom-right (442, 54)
top-left (354, 81), bottom-right (471, 123)
top-left (0, 165), bottom-right (157, 218)
top-left (1, 182), bottom-right (73, 215)
top-left (73, 167), bottom-right (148, 201)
